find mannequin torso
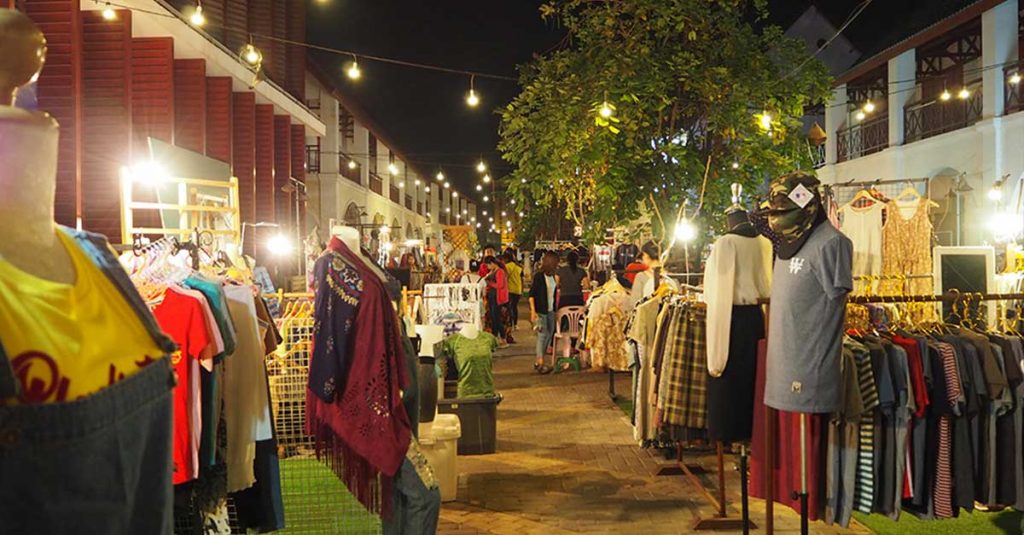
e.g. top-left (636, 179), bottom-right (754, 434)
top-left (460, 323), bottom-right (480, 339)
top-left (332, 225), bottom-right (388, 281)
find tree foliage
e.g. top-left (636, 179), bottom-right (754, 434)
top-left (499, 0), bottom-right (833, 243)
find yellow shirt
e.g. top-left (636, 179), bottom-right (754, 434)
top-left (0, 230), bottom-right (164, 404)
top-left (506, 262), bottom-right (523, 295)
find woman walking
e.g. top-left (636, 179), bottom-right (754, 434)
top-left (529, 251), bottom-right (559, 374)
top-left (483, 256), bottom-right (510, 348)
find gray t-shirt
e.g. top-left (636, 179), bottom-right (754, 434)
top-left (556, 266), bottom-right (586, 296)
top-left (764, 223), bottom-right (853, 413)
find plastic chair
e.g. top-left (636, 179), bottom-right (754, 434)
top-left (551, 306), bottom-right (585, 372)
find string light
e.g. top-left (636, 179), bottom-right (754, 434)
top-left (758, 112), bottom-right (772, 130)
top-left (731, 162), bottom-right (739, 169)
top-left (347, 160), bottom-right (357, 170)
top-left (241, 42), bottom-right (263, 67)
top-left (476, 185), bottom-right (483, 191)
top-left (940, 89), bottom-right (952, 101)
top-left (462, 209), bottom-right (468, 215)
top-left (957, 87), bottom-right (970, 100)
top-left (443, 182), bottom-right (450, 189)
top-left (483, 210), bottom-right (488, 216)
top-left (483, 195), bottom-right (490, 202)
top-left (102, 6), bottom-right (117, 20)
top-left (188, 1), bottom-right (205, 26)
top-left (862, 100), bottom-right (875, 113)
top-left (346, 57), bottom-right (361, 80)
top-left (510, 199), bottom-right (516, 205)
top-left (518, 211), bottom-right (524, 217)
top-left (388, 162), bottom-right (399, 175)
top-left (397, 181), bottom-right (404, 188)
top-left (424, 186), bottom-right (431, 193)
top-left (414, 179), bottom-right (421, 186)
top-left (855, 110), bottom-right (866, 121)
top-left (1011, 73), bottom-right (1022, 85)
top-left (466, 75), bottom-right (479, 108)
top-left (501, 211), bottom-right (507, 217)
top-left (476, 161), bottom-right (487, 173)
top-left (453, 191), bottom-right (459, 198)
top-left (599, 101), bottom-right (614, 118)
top-left (482, 174), bottom-right (491, 184)
top-left (436, 171), bottom-right (445, 181)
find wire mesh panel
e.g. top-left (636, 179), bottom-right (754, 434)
top-left (270, 308), bottom-right (383, 535)
top-left (829, 177), bottom-right (930, 208)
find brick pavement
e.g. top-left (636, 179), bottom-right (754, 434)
top-left (435, 331), bottom-right (873, 535)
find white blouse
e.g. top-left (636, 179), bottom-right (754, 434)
top-left (703, 234), bottom-right (773, 377)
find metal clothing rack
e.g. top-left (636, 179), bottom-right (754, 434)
top-left (760, 290), bottom-right (1024, 535)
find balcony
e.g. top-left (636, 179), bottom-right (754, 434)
top-left (837, 113), bottom-right (889, 162)
top-left (809, 143), bottom-right (826, 169)
top-left (904, 80), bottom-right (982, 143)
top-left (370, 173), bottom-right (383, 195)
top-left (340, 153), bottom-right (360, 184)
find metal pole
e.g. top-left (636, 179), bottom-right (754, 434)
top-left (799, 412), bottom-right (809, 535)
top-left (741, 444), bottom-right (750, 535)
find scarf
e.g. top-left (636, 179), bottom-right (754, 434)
top-left (306, 237), bottom-right (411, 516)
top-left (766, 172), bottom-right (826, 260)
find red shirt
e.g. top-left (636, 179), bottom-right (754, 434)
top-left (154, 289), bottom-right (211, 485)
top-left (624, 262), bottom-right (647, 284)
top-left (487, 268), bottom-right (510, 305)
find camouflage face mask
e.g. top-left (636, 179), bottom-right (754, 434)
top-left (767, 172), bottom-right (824, 260)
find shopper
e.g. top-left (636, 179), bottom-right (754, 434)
top-left (502, 251), bottom-right (523, 330)
top-left (461, 260), bottom-right (483, 284)
top-left (529, 251), bottom-right (559, 374)
top-left (555, 250), bottom-right (589, 309)
top-left (478, 244), bottom-right (497, 278)
top-left (483, 255), bottom-right (509, 347)
top-left (630, 240), bottom-right (667, 303)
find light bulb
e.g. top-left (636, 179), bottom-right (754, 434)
top-left (189, 4), bottom-right (206, 26)
top-left (476, 161), bottom-right (486, 173)
top-left (425, 186), bottom-right (431, 192)
top-left (674, 220), bottom-right (697, 242)
top-left (388, 163), bottom-right (398, 175)
top-left (759, 112), bottom-right (772, 130)
top-left (958, 87), bottom-right (970, 100)
top-left (445, 207), bottom-right (451, 213)
top-left (731, 162), bottom-right (739, 169)
top-left (483, 195), bottom-right (490, 202)
top-left (453, 191), bottom-right (459, 198)
top-left (414, 179), bottom-right (421, 186)
top-left (599, 101), bottom-right (614, 118)
top-left (436, 171), bottom-right (445, 181)
top-left (483, 210), bottom-right (488, 216)
top-left (242, 44), bottom-right (262, 66)
top-left (521, 178), bottom-right (526, 183)
top-left (489, 217), bottom-right (494, 223)
top-left (855, 110), bottom-right (866, 121)
top-left (397, 181), bottom-right (404, 188)
top-left (863, 100), bottom-right (875, 113)
top-left (1012, 73), bottom-right (1022, 85)
top-left (347, 60), bottom-right (361, 80)
top-left (476, 184), bottom-right (483, 191)
top-left (510, 199), bottom-right (516, 205)
top-left (501, 211), bottom-right (507, 217)
top-left (940, 89), bottom-right (952, 101)
top-left (518, 211), bottom-right (524, 217)
top-left (443, 182), bottom-right (450, 189)
top-left (466, 89), bottom-right (479, 107)
top-left (482, 174), bottom-right (491, 183)
top-left (347, 160), bottom-right (357, 170)
top-left (476, 223), bottom-right (481, 228)
top-left (267, 234), bottom-right (293, 256)
top-left (102, 7), bottom-right (117, 20)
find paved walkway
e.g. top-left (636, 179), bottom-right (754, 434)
top-left (436, 332), bottom-right (871, 535)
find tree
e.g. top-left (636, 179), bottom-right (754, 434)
top-left (499, 0), bottom-right (833, 244)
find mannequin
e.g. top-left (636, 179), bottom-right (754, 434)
top-left (0, 11), bottom-right (73, 285)
top-left (331, 224), bottom-right (387, 281)
top-left (703, 183), bottom-right (772, 443)
top-left (460, 323), bottom-right (480, 339)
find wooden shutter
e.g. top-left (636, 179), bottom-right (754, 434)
top-left (206, 77), bottom-right (233, 162)
top-left (174, 59), bottom-right (207, 154)
top-left (274, 115), bottom-right (292, 227)
top-left (232, 92), bottom-right (256, 229)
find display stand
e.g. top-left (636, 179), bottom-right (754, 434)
top-left (120, 173), bottom-right (241, 246)
top-left (758, 290), bottom-right (1024, 535)
top-left (655, 441), bottom-right (756, 531)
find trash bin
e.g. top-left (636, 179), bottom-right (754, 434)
top-left (437, 394), bottom-right (502, 455)
top-left (418, 413), bottom-right (461, 502)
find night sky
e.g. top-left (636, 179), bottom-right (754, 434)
top-left (306, 0), bottom-right (964, 200)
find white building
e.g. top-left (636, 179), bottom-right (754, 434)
top-left (817, 0), bottom-right (1024, 247)
top-left (303, 64), bottom-right (475, 249)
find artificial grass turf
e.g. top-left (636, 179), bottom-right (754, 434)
top-left (279, 457), bottom-right (382, 534)
top-left (853, 509), bottom-right (1024, 534)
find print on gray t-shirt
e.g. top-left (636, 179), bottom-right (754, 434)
top-left (764, 222), bottom-right (853, 413)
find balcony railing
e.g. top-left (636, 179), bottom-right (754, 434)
top-left (1005, 63), bottom-right (1023, 115)
top-left (369, 173), bottom-right (383, 195)
top-left (305, 145), bottom-right (320, 174)
top-left (808, 143), bottom-right (826, 169)
top-left (904, 80), bottom-right (982, 143)
top-left (837, 113), bottom-right (889, 163)
top-left (390, 185), bottom-right (400, 204)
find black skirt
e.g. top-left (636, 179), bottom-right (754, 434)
top-left (706, 304), bottom-right (764, 443)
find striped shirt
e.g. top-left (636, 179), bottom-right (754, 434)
top-left (933, 342), bottom-right (962, 519)
top-left (853, 347), bottom-right (880, 513)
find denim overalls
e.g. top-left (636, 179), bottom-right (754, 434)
top-left (0, 228), bottom-right (177, 534)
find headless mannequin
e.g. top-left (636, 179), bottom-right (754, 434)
top-left (460, 323), bottom-right (479, 339)
top-left (0, 10), bottom-right (75, 285)
top-left (331, 224), bottom-right (387, 281)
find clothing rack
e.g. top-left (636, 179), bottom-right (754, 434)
top-left (761, 290), bottom-right (1024, 535)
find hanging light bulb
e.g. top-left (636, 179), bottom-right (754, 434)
top-left (958, 87), bottom-right (971, 100)
top-left (476, 184), bottom-right (483, 191)
top-left (241, 43), bottom-right (263, 67)
top-left (397, 181), bottom-right (404, 188)
top-left (453, 191), bottom-right (459, 198)
top-left (1012, 73), bottom-right (1023, 85)
top-left (189, 2), bottom-right (206, 26)
top-left (425, 186), bottom-right (431, 193)
top-left (346, 57), bottom-right (361, 80)
top-left (863, 100), bottom-right (875, 113)
top-left (347, 160), bottom-right (357, 170)
top-left (518, 211), bottom-right (524, 217)
top-left (414, 179), bottom-right (421, 186)
top-left (476, 161), bottom-right (486, 173)
top-left (731, 162), bottom-right (740, 169)
top-left (483, 195), bottom-right (490, 202)
top-left (855, 110), bottom-right (866, 121)
top-left (501, 211), bottom-right (507, 217)
top-left (443, 182), bottom-right (450, 189)
top-left (510, 199), bottom-right (516, 205)
top-left (599, 101), bottom-right (614, 118)
top-left (758, 112), bottom-right (772, 130)
top-left (466, 75), bottom-right (480, 108)
top-left (482, 174), bottom-right (491, 183)
top-left (436, 171), bottom-right (445, 182)
top-left (388, 162), bottom-right (399, 175)
top-left (102, 6), bottom-right (117, 20)
top-left (940, 89), bottom-right (952, 101)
